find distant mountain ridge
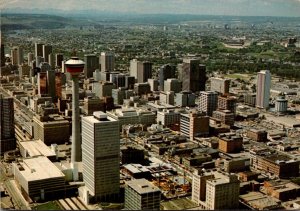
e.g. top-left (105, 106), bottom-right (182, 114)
top-left (2, 9), bottom-right (300, 30)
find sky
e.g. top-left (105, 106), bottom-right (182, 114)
top-left (2, 0), bottom-right (300, 17)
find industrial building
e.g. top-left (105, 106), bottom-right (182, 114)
top-left (12, 156), bottom-right (66, 201)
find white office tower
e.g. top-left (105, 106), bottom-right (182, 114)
top-left (256, 70), bottom-right (271, 109)
top-left (82, 111), bottom-right (120, 202)
top-left (100, 52), bottom-right (115, 72)
top-left (129, 59), bottom-right (138, 80)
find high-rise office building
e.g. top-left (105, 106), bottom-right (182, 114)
top-left (210, 77), bottom-right (230, 95)
top-left (100, 52), bottom-right (115, 72)
top-left (137, 61), bottom-right (152, 83)
top-left (11, 46), bottom-right (23, 65)
top-left (42, 45), bottom-right (52, 63)
top-left (35, 43), bottom-right (44, 58)
top-left (130, 59), bottom-right (139, 80)
top-left (27, 52), bottom-right (34, 66)
top-left (0, 96), bottom-right (16, 154)
top-left (46, 70), bottom-right (56, 100)
top-left (92, 81), bottom-right (116, 99)
top-left (55, 53), bottom-right (64, 68)
top-left (148, 78), bottom-right (159, 91)
top-left (82, 111), bottom-right (120, 201)
top-left (125, 178), bottom-right (161, 210)
top-left (36, 56), bottom-right (44, 68)
top-left (160, 91), bottom-right (175, 105)
top-left (111, 73), bottom-right (126, 88)
top-left (164, 78), bottom-right (181, 93)
top-left (37, 72), bottom-right (48, 96)
top-left (48, 53), bottom-right (55, 69)
top-left (1, 44), bottom-right (5, 66)
top-left (180, 111), bottom-right (209, 140)
top-left (175, 91), bottom-right (195, 107)
top-left (125, 75), bottom-right (135, 89)
top-left (84, 54), bottom-right (98, 78)
top-left (256, 70), bottom-right (271, 109)
top-left (198, 91), bottom-right (218, 116)
top-left (19, 64), bottom-right (31, 78)
top-left (159, 64), bottom-right (176, 91)
top-left (217, 95), bottom-right (237, 114)
top-left (180, 58), bottom-right (207, 92)
top-left (130, 59), bottom-right (152, 83)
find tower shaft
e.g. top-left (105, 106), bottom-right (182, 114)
top-left (71, 76), bottom-right (81, 163)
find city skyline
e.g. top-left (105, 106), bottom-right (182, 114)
top-left (2, 0), bottom-right (300, 17)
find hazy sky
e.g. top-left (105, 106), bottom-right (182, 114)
top-left (2, 0), bottom-right (300, 17)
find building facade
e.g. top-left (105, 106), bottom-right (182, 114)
top-left (180, 58), bottom-right (206, 92)
top-left (256, 70), bottom-right (271, 109)
top-left (0, 96), bottom-right (16, 153)
top-left (82, 112), bottom-right (120, 201)
top-left (100, 52), bottom-right (115, 72)
top-left (210, 77), bottom-right (230, 95)
top-left (198, 91), bottom-right (218, 116)
top-left (125, 179), bottom-right (161, 210)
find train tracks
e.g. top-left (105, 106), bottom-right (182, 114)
top-left (57, 197), bottom-right (91, 210)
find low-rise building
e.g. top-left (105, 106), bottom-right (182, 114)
top-left (212, 110), bottom-right (235, 126)
top-left (223, 157), bottom-right (250, 173)
top-left (12, 156), bottom-right (66, 201)
top-left (33, 115), bottom-right (70, 145)
top-left (218, 133), bottom-right (243, 153)
top-left (125, 178), bottom-right (161, 210)
top-left (256, 154), bottom-right (299, 178)
top-left (157, 109), bottom-right (180, 127)
top-left (247, 129), bottom-right (268, 142)
top-left (180, 111), bottom-right (209, 140)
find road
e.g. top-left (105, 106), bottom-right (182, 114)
top-left (0, 86), bottom-right (34, 119)
top-left (4, 179), bottom-right (31, 210)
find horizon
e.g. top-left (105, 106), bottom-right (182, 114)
top-left (2, 0), bottom-right (300, 18)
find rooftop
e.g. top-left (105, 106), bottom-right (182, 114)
top-left (161, 197), bottom-right (198, 210)
top-left (240, 192), bottom-right (281, 210)
top-left (126, 178), bottom-right (160, 194)
top-left (19, 140), bottom-right (56, 158)
top-left (14, 156), bottom-right (65, 181)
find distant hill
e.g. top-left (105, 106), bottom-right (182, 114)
top-left (1, 13), bottom-right (73, 30)
top-left (2, 11), bottom-right (300, 29)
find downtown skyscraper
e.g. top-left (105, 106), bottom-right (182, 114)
top-left (256, 70), bottom-right (271, 109)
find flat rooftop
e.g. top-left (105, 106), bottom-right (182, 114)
top-left (265, 116), bottom-right (300, 128)
top-left (126, 178), bottom-right (160, 194)
top-left (161, 197), bottom-right (198, 210)
top-left (123, 164), bottom-right (150, 174)
top-left (15, 156), bottom-right (65, 181)
top-left (240, 192), bottom-right (280, 209)
top-left (19, 140), bottom-right (56, 157)
top-left (82, 113), bottom-right (117, 123)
